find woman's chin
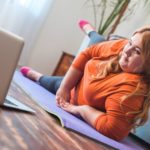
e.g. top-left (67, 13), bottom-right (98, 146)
top-left (119, 61), bottom-right (128, 72)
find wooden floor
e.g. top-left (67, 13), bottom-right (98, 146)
top-left (0, 81), bottom-right (149, 150)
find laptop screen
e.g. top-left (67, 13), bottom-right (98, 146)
top-left (0, 28), bottom-right (24, 104)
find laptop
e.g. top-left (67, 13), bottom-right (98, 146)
top-left (0, 27), bottom-right (35, 113)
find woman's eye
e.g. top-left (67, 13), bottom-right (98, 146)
top-left (128, 41), bottom-right (132, 46)
top-left (126, 41), bottom-right (132, 48)
top-left (134, 48), bottom-right (141, 54)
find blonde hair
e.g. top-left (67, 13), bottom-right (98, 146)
top-left (131, 26), bottom-right (150, 127)
top-left (94, 26), bottom-right (150, 128)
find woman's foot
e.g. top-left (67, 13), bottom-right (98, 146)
top-left (78, 20), bottom-right (96, 35)
top-left (20, 66), bottom-right (42, 82)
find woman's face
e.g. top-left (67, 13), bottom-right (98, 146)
top-left (119, 33), bottom-right (144, 73)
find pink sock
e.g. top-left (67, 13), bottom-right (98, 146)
top-left (20, 66), bottom-right (31, 77)
top-left (78, 20), bottom-right (95, 34)
top-left (79, 20), bottom-right (89, 28)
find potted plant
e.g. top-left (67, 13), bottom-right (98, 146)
top-left (84, 0), bottom-right (150, 35)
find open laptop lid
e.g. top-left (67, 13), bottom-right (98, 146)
top-left (0, 28), bottom-right (24, 104)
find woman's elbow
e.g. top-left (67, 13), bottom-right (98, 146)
top-left (94, 115), bottom-right (130, 141)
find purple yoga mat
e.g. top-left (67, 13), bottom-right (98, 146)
top-left (13, 70), bottom-right (144, 150)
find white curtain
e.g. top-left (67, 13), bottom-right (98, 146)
top-left (0, 0), bottom-right (53, 65)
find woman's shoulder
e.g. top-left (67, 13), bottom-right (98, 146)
top-left (102, 39), bottom-right (128, 50)
top-left (91, 39), bottom-right (128, 58)
top-left (96, 38), bottom-right (128, 46)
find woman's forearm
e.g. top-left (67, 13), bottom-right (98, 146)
top-left (61, 103), bottom-right (105, 128)
top-left (56, 66), bottom-right (83, 105)
top-left (78, 105), bottom-right (105, 127)
top-left (59, 66), bottom-right (83, 90)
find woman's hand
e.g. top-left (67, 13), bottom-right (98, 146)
top-left (60, 102), bottom-right (105, 128)
top-left (56, 87), bottom-right (71, 106)
top-left (59, 101), bottom-right (81, 116)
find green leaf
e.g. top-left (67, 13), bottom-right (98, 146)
top-left (99, 0), bottom-right (129, 34)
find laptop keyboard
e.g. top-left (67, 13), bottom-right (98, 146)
top-left (5, 99), bottom-right (17, 106)
top-left (3, 96), bottom-right (36, 113)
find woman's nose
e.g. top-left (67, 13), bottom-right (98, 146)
top-left (125, 50), bottom-right (131, 57)
top-left (125, 47), bottom-right (133, 57)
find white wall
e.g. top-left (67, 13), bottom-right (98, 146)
top-left (27, 0), bottom-right (150, 75)
top-left (113, 1), bottom-right (150, 37)
top-left (27, 0), bottom-right (94, 75)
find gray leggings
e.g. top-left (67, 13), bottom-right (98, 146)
top-left (39, 76), bottom-right (63, 94)
top-left (88, 31), bottom-right (106, 46)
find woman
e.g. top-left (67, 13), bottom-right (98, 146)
top-left (20, 26), bottom-right (150, 141)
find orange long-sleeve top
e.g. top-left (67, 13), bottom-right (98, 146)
top-left (70, 39), bottom-right (145, 141)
